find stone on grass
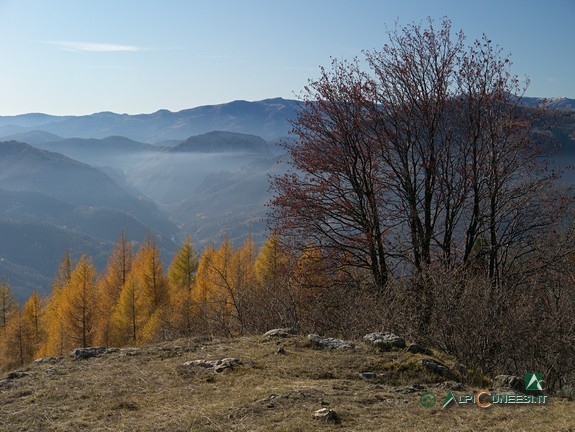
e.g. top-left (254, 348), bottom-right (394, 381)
top-left (5, 371), bottom-right (29, 380)
top-left (308, 334), bottom-right (355, 350)
top-left (421, 358), bottom-right (455, 379)
top-left (313, 408), bottom-right (340, 424)
top-left (263, 328), bottom-right (297, 338)
top-left (405, 343), bottom-right (432, 355)
top-left (181, 358), bottom-right (242, 373)
top-left (34, 357), bottom-right (60, 364)
top-left (364, 332), bottom-right (406, 351)
top-left (70, 347), bottom-right (107, 360)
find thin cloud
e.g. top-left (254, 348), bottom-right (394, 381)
top-left (43, 40), bottom-right (142, 52)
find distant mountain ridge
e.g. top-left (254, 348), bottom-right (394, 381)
top-left (0, 98), bottom-right (303, 143)
top-left (0, 96), bottom-right (573, 144)
top-left (172, 131), bottom-right (271, 154)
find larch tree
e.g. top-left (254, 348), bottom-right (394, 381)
top-left (21, 290), bottom-right (45, 358)
top-left (95, 231), bottom-right (133, 346)
top-left (0, 293), bottom-right (45, 370)
top-left (0, 281), bottom-right (17, 331)
top-left (193, 243), bottom-right (216, 335)
top-left (194, 238), bottom-right (235, 335)
top-left (229, 235), bottom-right (258, 333)
top-left (112, 237), bottom-right (168, 345)
top-left (110, 273), bottom-right (144, 345)
top-left (254, 234), bottom-right (300, 329)
top-left (39, 251), bottom-right (74, 356)
top-left (62, 256), bottom-right (99, 349)
top-left (168, 235), bottom-right (200, 337)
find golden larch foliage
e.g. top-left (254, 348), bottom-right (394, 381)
top-left (95, 232), bottom-right (133, 346)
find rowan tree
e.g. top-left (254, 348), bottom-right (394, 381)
top-left (271, 58), bottom-right (390, 290)
top-left (270, 17), bottom-right (565, 291)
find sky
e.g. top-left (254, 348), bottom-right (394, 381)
top-left (0, 0), bottom-right (573, 116)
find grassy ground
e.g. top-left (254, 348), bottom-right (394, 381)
top-left (0, 335), bottom-right (573, 431)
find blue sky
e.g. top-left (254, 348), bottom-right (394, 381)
top-left (0, 0), bottom-right (573, 115)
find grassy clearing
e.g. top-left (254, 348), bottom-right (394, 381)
top-left (0, 336), bottom-right (573, 431)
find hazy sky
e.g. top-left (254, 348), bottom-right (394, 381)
top-left (0, 0), bottom-right (573, 115)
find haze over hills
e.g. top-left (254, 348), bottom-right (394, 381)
top-left (0, 98), bottom-right (302, 143)
top-left (0, 97), bottom-right (574, 302)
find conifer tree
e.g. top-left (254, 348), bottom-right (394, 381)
top-left (62, 256), bottom-right (99, 348)
top-left (254, 235), bottom-right (299, 328)
top-left (168, 235), bottom-right (199, 337)
top-left (111, 237), bottom-right (168, 345)
top-left (193, 243), bottom-right (216, 335)
top-left (39, 251), bottom-right (74, 356)
top-left (0, 293), bottom-right (45, 370)
top-left (22, 290), bottom-right (45, 358)
top-left (95, 232), bottom-right (133, 346)
top-left (0, 281), bottom-right (17, 331)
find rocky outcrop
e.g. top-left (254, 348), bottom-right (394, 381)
top-left (181, 358), bottom-right (242, 373)
top-left (313, 408), bottom-right (340, 424)
top-left (308, 334), bottom-right (355, 350)
top-left (70, 347), bottom-right (107, 360)
top-left (405, 343), bottom-right (432, 355)
top-left (263, 328), bottom-right (297, 338)
top-left (421, 358), bottom-right (455, 380)
top-left (364, 332), bottom-right (406, 351)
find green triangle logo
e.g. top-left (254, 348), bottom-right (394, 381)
top-left (442, 391), bottom-right (457, 409)
top-left (525, 372), bottom-right (544, 391)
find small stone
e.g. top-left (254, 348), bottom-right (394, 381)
top-left (405, 343), bottom-right (432, 355)
top-left (263, 328), bottom-right (298, 338)
top-left (5, 371), bottom-right (29, 380)
top-left (34, 357), bottom-right (59, 364)
top-left (364, 332), bottom-right (406, 351)
top-left (70, 347), bottom-right (107, 360)
top-left (359, 372), bottom-right (377, 379)
top-left (421, 358), bottom-right (455, 379)
top-left (313, 408), bottom-right (340, 424)
top-left (181, 358), bottom-right (242, 373)
top-left (308, 334), bottom-right (355, 350)
top-left (276, 346), bottom-right (287, 355)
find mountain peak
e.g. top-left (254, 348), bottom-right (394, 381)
top-left (172, 131), bottom-right (270, 154)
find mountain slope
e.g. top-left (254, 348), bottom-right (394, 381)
top-left (172, 131), bottom-right (271, 154)
top-left (0, 335), bottom-right (572, 430)
top-left (0, 141), bottom-right (178, 239)
top-left (0, 98), bottom-right (302, 143)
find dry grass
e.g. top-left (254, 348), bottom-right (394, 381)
top-left (0, 335), bottom-right (573, 431)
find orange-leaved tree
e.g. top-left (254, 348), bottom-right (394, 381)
top-left (168, 234), bottom-right (199, 337)
top-left (95, 231), bottom-right (133, 346)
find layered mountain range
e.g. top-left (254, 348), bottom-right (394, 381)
top-left (0, 97), bottom-right (574, 301)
